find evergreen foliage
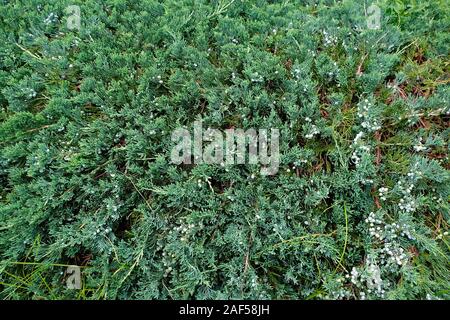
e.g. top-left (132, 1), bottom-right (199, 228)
top-left (0, 0), bottom-right (449, 299)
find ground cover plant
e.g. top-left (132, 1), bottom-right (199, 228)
top-left (0, 0), bottom-right (449, 300)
